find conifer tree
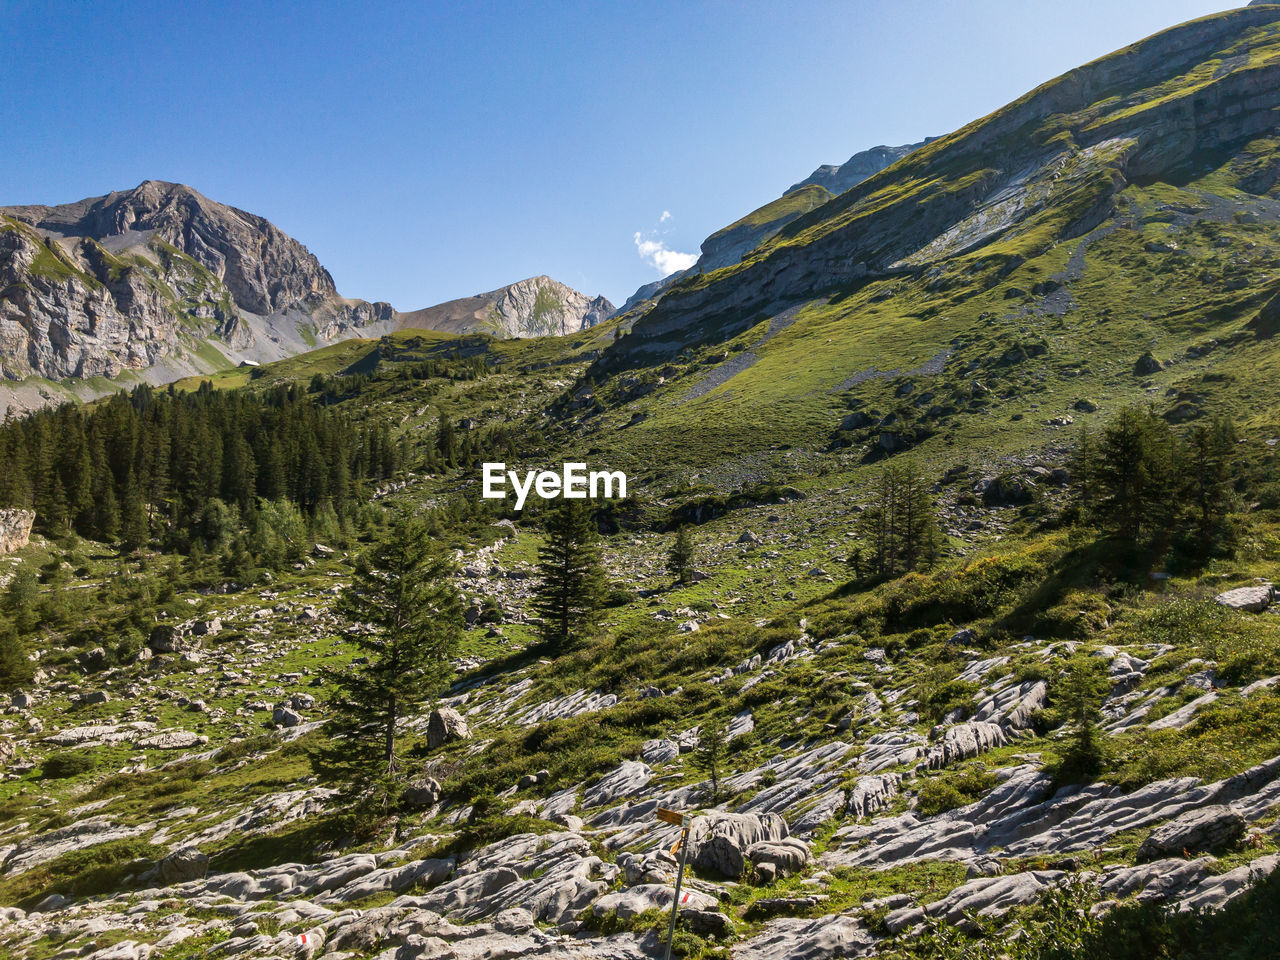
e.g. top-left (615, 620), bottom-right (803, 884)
top-left (858, 461), bottom-right (940, 578)
top-left (0, 622), bottom-right (32, 692)
top-left (692, 720), bottom-right (728, 803)
top-left (119, 482), bottom-right (149, 552)
top-left (311, 514), bottom-right (464, 807)
top-left (1092, 405), bottom-right (1173, 542)
top-left (533, 500), bottom-right (606, 651)
top-left (1183, 417), bottom-right (1236, 551)
top-left (3, 566), bottom-right (39, 636)
top-left (668, 525), bottom-right (695, 585)
top-left (1051, 658), bottom-right (1109, 783)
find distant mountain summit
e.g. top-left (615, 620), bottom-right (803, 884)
top-left (617, 140), bottom-right (930, 314)
top-left (394, 276), bottom-right (613, 340)
top-left (789, 140), bottom-right (935, 196)
top-left (3, 180), bottom-right (339, 317)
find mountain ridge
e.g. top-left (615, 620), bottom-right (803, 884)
top-left (0, 181), bottom-right (612, 416)
top-left (597, 4), bottom-right (1280, 370)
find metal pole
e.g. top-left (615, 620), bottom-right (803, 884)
top-left (664, 823), bottom-right (690, 960)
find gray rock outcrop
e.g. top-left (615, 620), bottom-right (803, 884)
top-left (1, 181), bottom-right (394, 388)
top-left (1137, 804), bottom-right (1247, 861)
top-left (159, 847), bottom-right (209, 885)
top-left (0, 509), bottom-right (34, 554)
top-left (688, 812), bottom-right (789, 878)
top-left (1214, 584), bottom-right (1273, 612)
top-left (427, 707), bottom-right (471, 749)
top-left (926, 721), bottom-right (1006, 769)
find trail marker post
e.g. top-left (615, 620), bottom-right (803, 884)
top-left (657, 808), bottom-right (692, 960)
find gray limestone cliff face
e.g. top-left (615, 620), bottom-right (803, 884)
top-left (0, 181), bottom-right (392, 383)
top-left (4, 180), bottom-right (336, 316)
top-left (0, 508), bottom-right (34, 554)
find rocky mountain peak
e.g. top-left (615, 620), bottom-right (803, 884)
top-left (788, 139), bottom-right (935, 196)
top-left (394, 275), bottom-right (614, 339)
top-left (3, 180), bottom-right (337, 316)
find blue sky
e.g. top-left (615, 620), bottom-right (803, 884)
top-left (1, 0), bottom-right (1236, 308)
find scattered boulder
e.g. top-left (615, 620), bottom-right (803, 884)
top-left (148, 624), bottom-right (191, 655)
top-left (402, 778), bottom-right (441, 809)
top-left (1138, 805), bottom-right (1247, 862)
top-left (1214, 584), bottom-right (1273, 612)
top-left (1133, 352), bottom-right (1163, 376)
top-left (78, 647), bottom-right (108, 672)
top-left (159, 847), bottom-right (209, 885)
top-left (688, 812), bottom-right (789, 878)
top-left (273, 706), bottom-right (304, 728)
top-left (0, 508), bottom-right (35, 554)
top-left (427, 707), bottom-right (472, 749)
top-left (681, 908), bottom-right (734, 938)
top-left (747, 838), bottom-right (810, 883)
top-left (618, 850), bottom-right (677, 886)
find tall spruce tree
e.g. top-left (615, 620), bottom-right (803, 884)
top-left (1183, 417), bottom-right (1237, 552)
top-left (1090, 405), bottom-right (1173, 542)
top-left (0, 622), bottom-right (32, 692)
top-left (533, 499), bottom-right (606, 651)
top-left (858, 461), bottom-right (940, 578)
top-left (668, 525), bottom-right (695, 585)
top-left (311, 514), bottom-right (463, 807)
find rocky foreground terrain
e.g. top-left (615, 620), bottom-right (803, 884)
top-left (2, 456), bottom-right (1280, 960)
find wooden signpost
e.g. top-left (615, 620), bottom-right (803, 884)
top-left (657, 808), bottom-right (692, 960)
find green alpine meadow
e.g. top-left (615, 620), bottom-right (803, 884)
top-left (6, 4), bottom-right (1280, 959)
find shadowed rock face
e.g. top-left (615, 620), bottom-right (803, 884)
top-left (599, 5), bottom-right (1280, 369)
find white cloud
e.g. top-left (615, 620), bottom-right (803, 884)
top-left (633, 231), bottom-right (697, 276)
top-left (659, 210), bottom-right (672, 223)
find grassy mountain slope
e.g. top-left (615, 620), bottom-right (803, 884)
top-left (602, 6), bottom-right (1280, 366)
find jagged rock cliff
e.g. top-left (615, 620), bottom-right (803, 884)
top-left (394, 276), bottom-right (614, 339)
top-left (0, 181), bottom-right (393, 383)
